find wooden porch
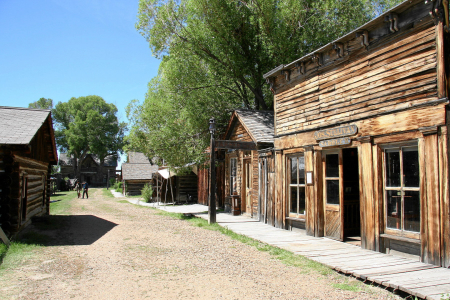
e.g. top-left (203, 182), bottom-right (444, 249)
top-left (193, 211), bottom-right (450, 300)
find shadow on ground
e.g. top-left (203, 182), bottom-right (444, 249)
top-left (19, 215), bottom-right (118, 246)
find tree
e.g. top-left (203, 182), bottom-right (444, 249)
top-left (28, 97), bottom-right (53, 109)
top-left (131, 0), bottom-right (402, 167)
top-left (52, 96), bottom-right (126, 178)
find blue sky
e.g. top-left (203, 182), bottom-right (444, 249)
top-left (0, 0), bottom-right (159, 123)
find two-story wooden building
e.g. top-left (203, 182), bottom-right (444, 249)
top-left (0, 107), bottom-right (57, 237)
top-left (263, 0), bottom-right (449, 267)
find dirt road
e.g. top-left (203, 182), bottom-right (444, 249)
top-left (0, 189), bottom-right (399, 299)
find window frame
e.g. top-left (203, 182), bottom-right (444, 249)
top-left (382, 142), bottom-right (421, 239)
top-left (287, 153), bottom-right (306, 218)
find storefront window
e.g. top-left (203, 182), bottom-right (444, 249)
top-left (384, 146), bottom-right (420, 233)
top-left (230, 158), bottom-right (237, 195)
top-left (289, 155), bottom-right (305, 216)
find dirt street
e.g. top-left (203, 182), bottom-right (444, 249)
top-left (0, 189), bottom-right (400, 299)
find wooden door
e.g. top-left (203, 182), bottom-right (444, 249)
top-left (323, 150), bottom-right (344, 241)
top-left (242, 159), bottom-right (252, 214)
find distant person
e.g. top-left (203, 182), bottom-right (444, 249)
top-left (75, 180), bottom-right (82, 198)
top-left (82, 181), bottom-right (89, 199)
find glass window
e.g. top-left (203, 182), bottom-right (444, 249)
top-left (384, 145), bottom-right (420, 233)
top-left (288, 155), bottom-right (305, 216)
top-left (325, 153), bottom-right (340, 205)
top-left (230, 158), bottom-right (237, 195)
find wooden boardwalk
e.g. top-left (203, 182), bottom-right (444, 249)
top-left (192, 212), bottom-right (450, 300)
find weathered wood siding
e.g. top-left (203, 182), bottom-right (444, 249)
top-left (274, 25), bottom-right (438, 136)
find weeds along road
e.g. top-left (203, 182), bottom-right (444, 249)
top-left (0, 189), bottom-right (400, 300)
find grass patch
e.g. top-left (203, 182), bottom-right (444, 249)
top-left (102, 188), bottom-right (115, 198)
top-left (128, 195), bottom-right (143, 198)
top-left (50, 191), bottom-right (77, 215)
top-left (332, 281), bottom-right (362, 292)
top-left (0, 240), bottom-right (42, 272)
top-left (118, 200), bottom-right (130, 204)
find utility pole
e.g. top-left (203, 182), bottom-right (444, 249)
top-left (208, 118), bottom-right (216, 224)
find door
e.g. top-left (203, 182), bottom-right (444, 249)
top-left (259, 157), bottom-right (268, 223)
top-left (242, 158), bottom-right (252, 214)
top-left (323, 150), bottom-right (344, 240)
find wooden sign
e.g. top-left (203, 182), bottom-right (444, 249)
top-left (319, 137), bottom-right (351, 148)
top-left (314, 125), bottom-right (358, 141)
top-left (215, 140), bottom-right (257, 150)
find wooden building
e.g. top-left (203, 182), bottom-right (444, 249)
top-left (59, 153), bottom-right (117, 187)
top-left (153, 167), bottom-right (198, 203)
top-left (263, 0), bottom-right (449, 267)
top-left (121, 152), bottom-right (158, 196)
top-left (197, 152), bottom-right (225, 208)
top-left (0, 107), bottom-right (57, 237)
top-left (223, 110), bottom-right (274, 218)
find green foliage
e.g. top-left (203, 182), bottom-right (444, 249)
top-left (52, 95), bottom-right (126, 177)
top-left (28, 97), bottom-right (53, 109)
top-left (102, 188), bottom-right (115, 198)
top-left (109, 178), bottom-right (116, 187)
top-left (141, 183), bottom-right (153, 202)
top-left (0, 241), bottom-right (41, 272)
top-left (130, 0), bottom-right (402, 167)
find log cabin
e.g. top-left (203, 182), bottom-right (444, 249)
top-left (222, 110), bottom-right (274, 218)
top-left (0, 107), bottom-right (57, 237)
top-left (121, 152), bottom-right (158, 196)
top-left (263, 0), bottom-right (449, 267)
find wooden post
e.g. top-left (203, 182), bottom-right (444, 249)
top-left (209, 118), bottom-right (216, 224)
top-left (0, 226), bottom-right (10, 247)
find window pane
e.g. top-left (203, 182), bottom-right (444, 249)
top-left (290, 157), bottom-right (297, 185)
top-left (386, 150), bottom-right (400, 187)
top-left (326, 154), bottom-right (339, 177)
top-left (403, 148), bottom-right (419, 188)
top-left (386, 190), bottom-right (402, 230)
top-left (230, 158), bottom-right (237, 195)
top-left (231, 159), bottom-right (236, 176)
top-left (290, 186), bottom-right (297, 214)
top-left (298, 186), bottom-right (305, 214)
top-left (298, 156), bottom-right (305, 185)
top-left (326, 180), bottom-right (339, 204)
top-left (404, 190), bottom-right (420, 232)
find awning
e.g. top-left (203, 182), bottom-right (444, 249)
top-left (158, 168), bottom-right (176, 179)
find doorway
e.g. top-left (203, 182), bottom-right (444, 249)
top-left (323, 148), bottom-right (361, 242)
top-left (342, 148), bottom-right (361, 244)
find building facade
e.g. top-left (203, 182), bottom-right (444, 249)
top-left (263, 0), bottom-right (449, 267)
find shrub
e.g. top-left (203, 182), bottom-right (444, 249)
top-left (141, 183), bottom-right (153, 203)
top-left (109, 178), bottom-right (116, 187)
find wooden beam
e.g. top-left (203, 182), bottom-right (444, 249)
top-left (215, 140), bottom-right (257, 150)
top-left (0, 226), bottom-right (10, 247)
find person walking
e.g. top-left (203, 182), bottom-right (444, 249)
top-left (82, 181), bottom-right (89, 199)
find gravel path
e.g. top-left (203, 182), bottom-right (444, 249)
top-left (0, 189), bottom-right (400, 299)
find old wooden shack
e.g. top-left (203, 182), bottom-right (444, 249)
top-left (121, 152), bottom-right (158, 196)
top-left (222, 110), bottom-right (274, 218)
top-left (263, 0), bottom-right (449, 267)
top-left (153, 167), bottom-right (198, 203)
top-left (0, 107), bottom-right (57, 237)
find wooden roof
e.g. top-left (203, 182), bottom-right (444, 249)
top-left (122, 163), bottom-right (159, 180)
top-left (0, 106), bottom-right (57, 162)
top-left (224, 110), bottom-right (274, 144)
top-left (127, 152), bottom-right (151, 164)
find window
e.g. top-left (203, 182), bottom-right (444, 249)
top-left (230, 158), bottom-right (237, 195)
top-left (384, 145), bottom-right (420, 234)
top-left (289, 155), bottom-right (305, 216)
top-left (325, 153), bottom-right (340, 205)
